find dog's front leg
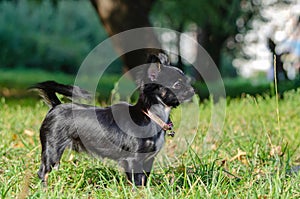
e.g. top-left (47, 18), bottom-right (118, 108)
top-left (124, 158), bottom-right (154, 186)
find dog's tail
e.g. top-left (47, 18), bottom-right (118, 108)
top-left (30, 81), bottom-right (92, 108)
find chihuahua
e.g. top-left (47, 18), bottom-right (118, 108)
top-left (32, 53), bottom-right (194, 186)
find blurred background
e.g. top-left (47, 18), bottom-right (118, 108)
top-left (0, 0), bottom-right (299, 101)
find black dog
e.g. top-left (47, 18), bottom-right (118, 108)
top-left (32, 53), bottom-right (194, 186)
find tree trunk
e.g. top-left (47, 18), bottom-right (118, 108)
top-left (194, 24), bottom-right (223, 81)
top-left (90, 0), bottom-right (161, 70)
top-left (199, 25), bottom-right (224, 69)
top-left (176, 22), bottom-right (184, 71)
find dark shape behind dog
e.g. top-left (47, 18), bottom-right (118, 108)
top-left (31, 53), bottom-right (194, 186)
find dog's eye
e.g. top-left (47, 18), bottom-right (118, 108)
top-left (172, 81), bottom-right (182, 89)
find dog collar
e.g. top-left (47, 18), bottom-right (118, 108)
top-left (142, 110), bottom-right (175, 137)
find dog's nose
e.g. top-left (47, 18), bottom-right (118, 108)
top-left (187, 87), bottom-right (194, 96)
top-left (183, 87), bottom-right (195, 99)
top-left (189, 87), bottom-right (194, 94)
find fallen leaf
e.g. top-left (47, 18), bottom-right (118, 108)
top-left (28, 137), bottom-right (34, 145)
top-left (24, 129), bottom-right (35, 137)
top-left (68, 153), bottom-right (75, 162)
top-left (270, 145), bottom-right (282, 156)
top-left (230, 148), bottom-right (247, 162)
top-left (13, 142), bottom-right (24, 148)
top-left (12, 134), bottom-right (18, 140)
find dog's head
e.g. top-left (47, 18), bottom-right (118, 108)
top-left (139, 53), bottom-right (194, 108)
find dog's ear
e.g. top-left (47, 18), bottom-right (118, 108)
top-left (136, 53), bottom-right (169, 85)
top-left (147, 63), bottom-right (160, 81)
top-left (157, 53), bottom-right (170, 65)
top-left (147, 53), bottom-right (170, 65)
top-left (146, 53), bottom-right (170, 81)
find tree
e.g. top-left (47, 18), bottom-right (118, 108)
top-left (90, 0), bottom-right (161, 71)
top-left (89, 0), bottom-right (295, 80)
top-left (152, 0), bottom-right (258, 67)
top-left (152, 0), bottom-right (297, 76)
top-left (88, 0), bottom-right (259, 79)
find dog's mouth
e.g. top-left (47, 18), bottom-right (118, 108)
top-left (159, 87), bottom-right (195, 107)
top-left (178, 95), bottom-right (193, 103)
top-left (178, 87), bottom-right (195, 103)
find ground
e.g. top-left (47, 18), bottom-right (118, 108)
top-left (1, 89), bottom-right (300, 198)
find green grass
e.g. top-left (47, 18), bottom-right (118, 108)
top-left (1, 89), bottom-right (300, 198)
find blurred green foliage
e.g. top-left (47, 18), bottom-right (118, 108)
top-left (194, 77), bottom-right (300, 100)
top-left (0, 68), bottom-right (120, 101)
top-left (1, 68), bottom-right (300, 102)
top-left (0, 0), bottom-right (112, 73)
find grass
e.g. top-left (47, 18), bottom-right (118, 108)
top-left (1, 68), bottom-right (300, 197)
top-left (1, 88), bottom-right (300, 198)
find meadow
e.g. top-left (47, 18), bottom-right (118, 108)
top-left (1, 71), bottom-right (300, 198)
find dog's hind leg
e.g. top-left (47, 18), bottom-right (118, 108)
top-left (38, 128), bottom-right (71, 186)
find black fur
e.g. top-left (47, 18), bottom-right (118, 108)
top-left (32, 53), bottom-right (194, 186)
